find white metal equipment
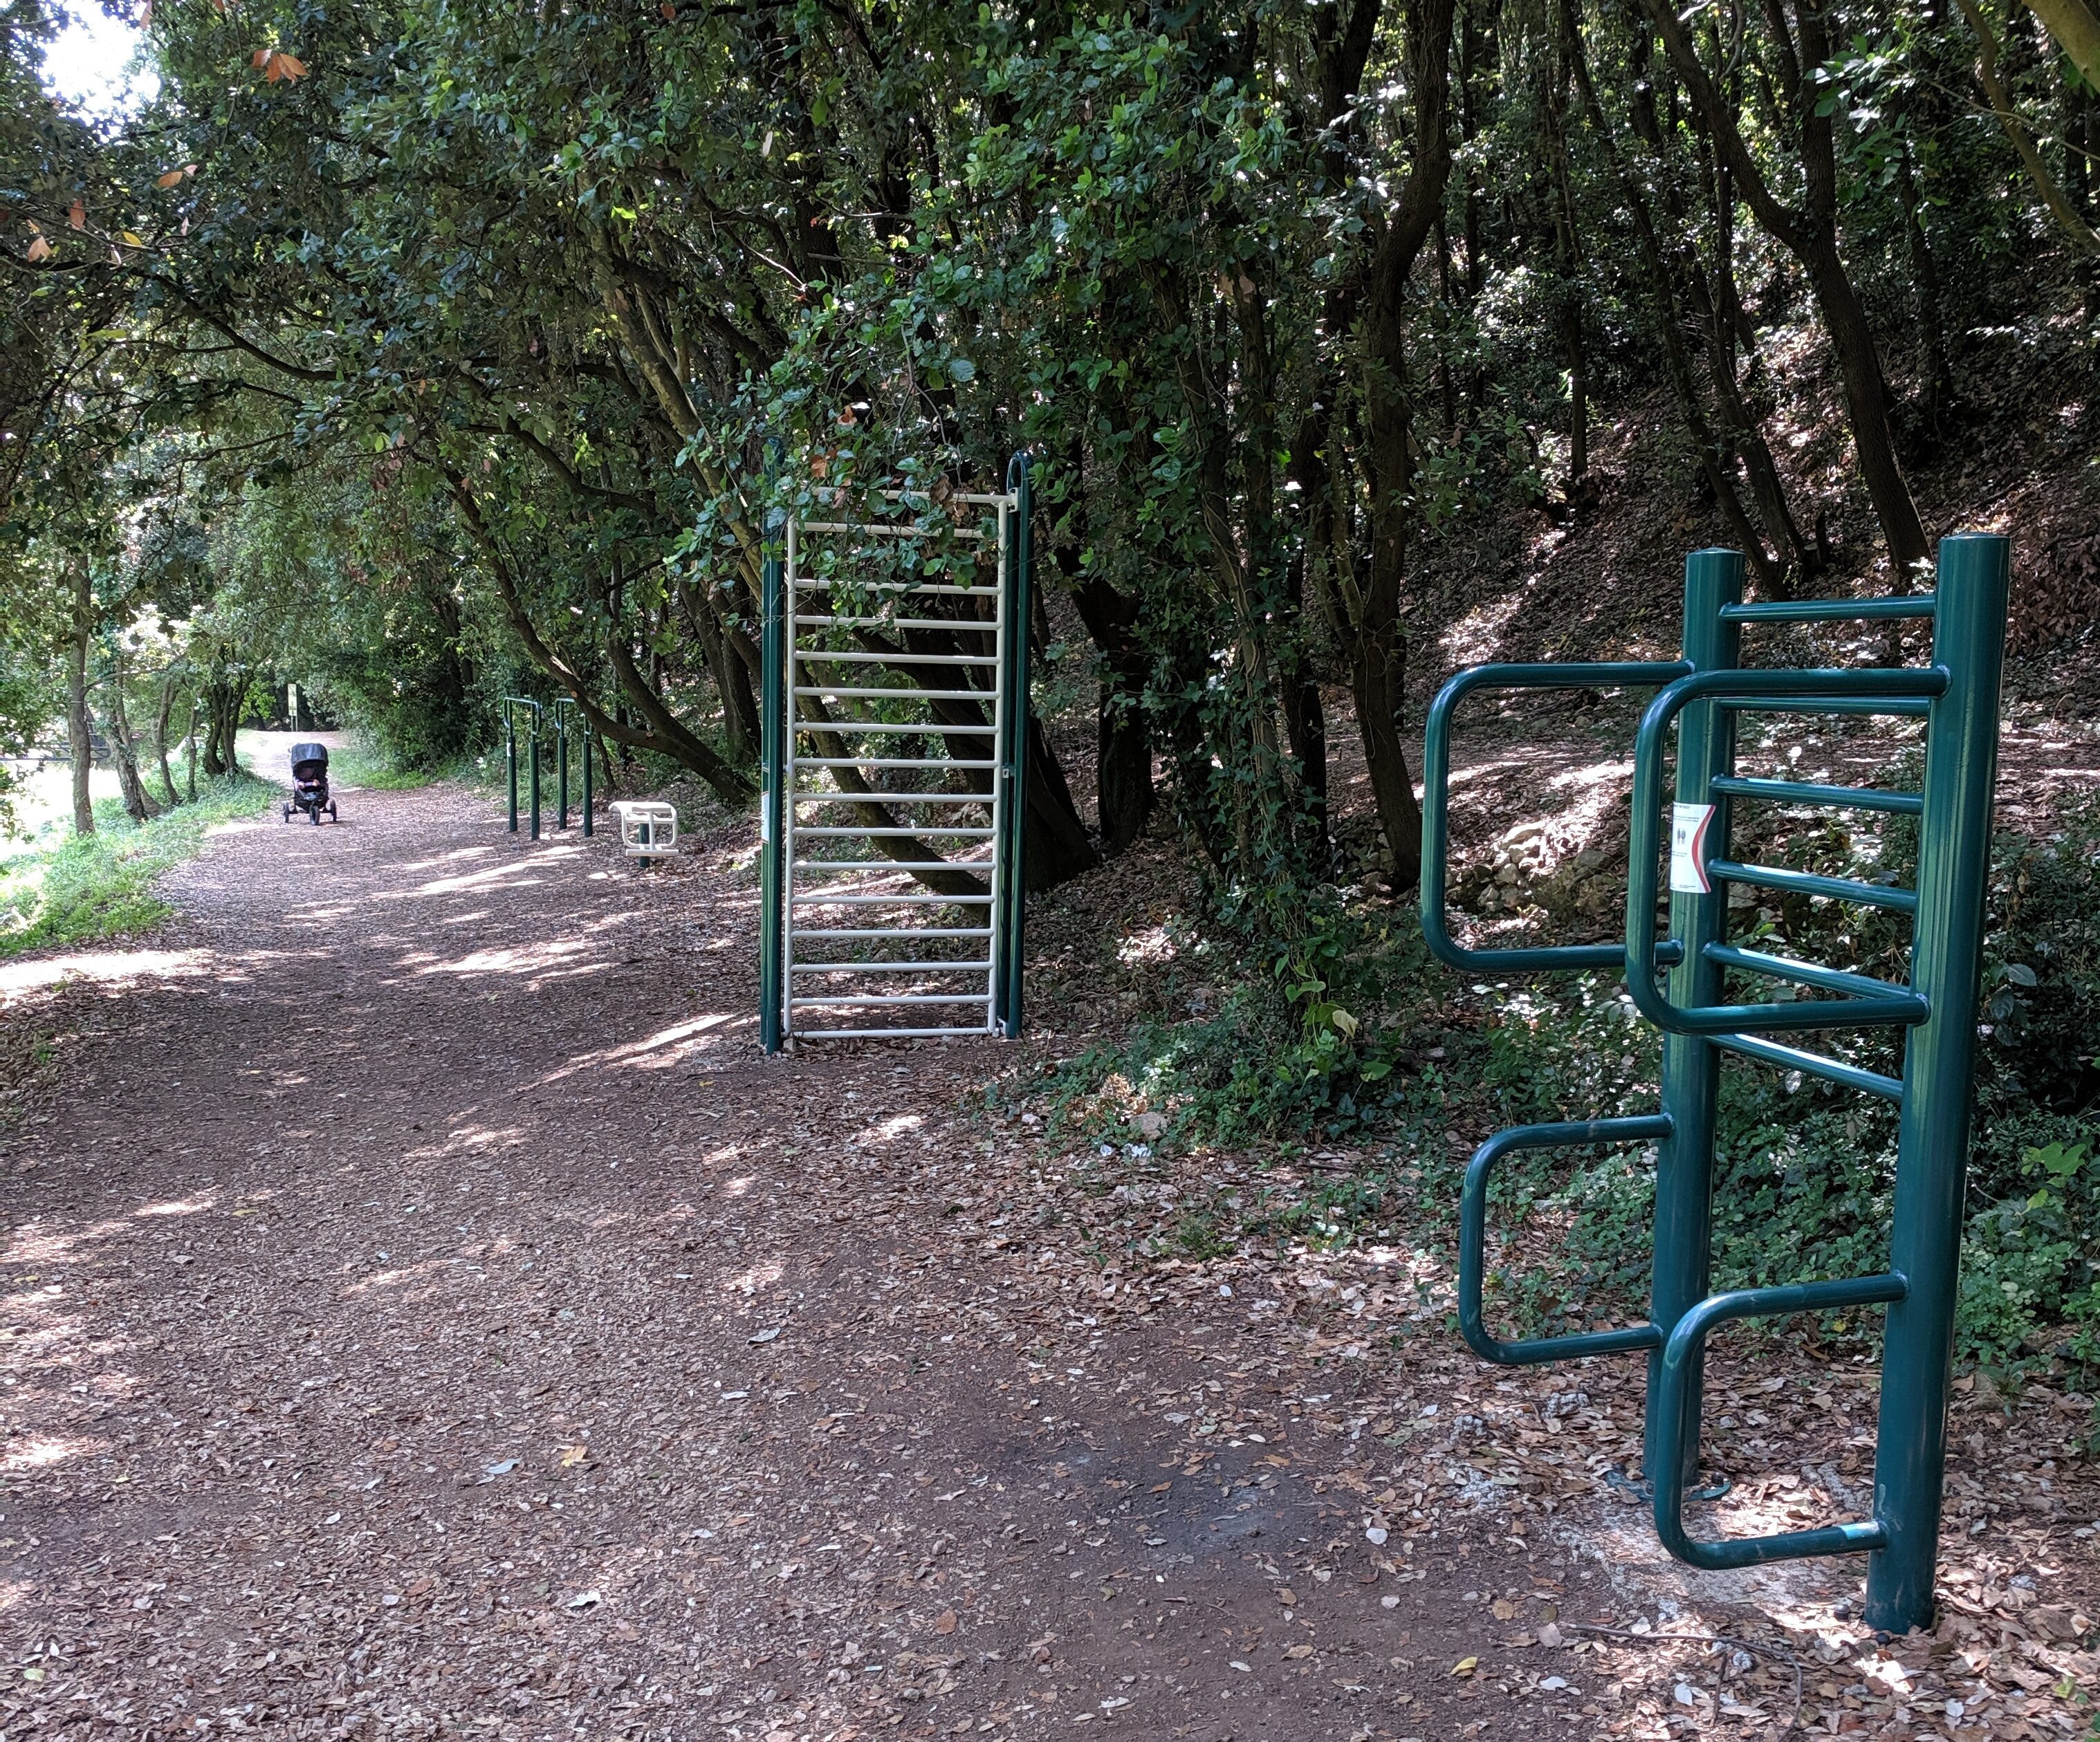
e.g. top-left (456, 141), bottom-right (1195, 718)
top-left (609, 799), bottom-right (679, 859)
top-left (765, 485), bottom-right (1024, 1044)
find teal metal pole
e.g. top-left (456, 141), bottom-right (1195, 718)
top-left (759, 555), bottom-right (786, 1055)
top-left (998, 454), bottom-right (1033, 1039)
top-left (505, 707), bottom-right (518, 833)
top-left (1863, 533), bottom-right (2009, 1634)
top-left (579, 719), bottom-right (593, 837)
top-left (528, 708), bottom-right (541, 841)
top-left (1642, 548), bottom-right (1742, 1491)
top-left (555, 710), bottom-right (570, 831)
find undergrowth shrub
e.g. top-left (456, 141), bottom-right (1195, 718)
top-left (1033, 798), bottom-right (2099, 1420)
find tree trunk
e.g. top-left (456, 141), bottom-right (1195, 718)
top-left (679, 575), bottom-right (759, 765)
top-left (152, 667), bottom-right (182, 809)
top-left (102, 661), bottom-right (158, 825)
top-left (1639, 0), bottom-right (1932, 577)
top-left (67, 561), bottom-right (94, 837)
top-left (1348, 0), bottom-right (1455, 891)
top-left (1069, 571), bottom-right (1153, 855)
top-left (1021, 716), bottom-right (1101, 893)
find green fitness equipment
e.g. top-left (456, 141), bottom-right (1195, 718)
top-left (1419, 535), bottom-right (2009, 1634)
top-left (500, 696), bottom-right (544, 840)
top-left (759, 453), bottom-right (1033, 1053)
top-left (549, 698), bottom-right (593, 835)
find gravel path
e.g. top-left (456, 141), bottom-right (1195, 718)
top-left (1, 778), bottom-right (2092, 1741)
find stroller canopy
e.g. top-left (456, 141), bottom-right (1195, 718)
top-left (288, 741), bottom-right (330, 772)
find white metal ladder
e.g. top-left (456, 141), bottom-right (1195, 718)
top-left (775, 490), bottom-right (1018, 1041)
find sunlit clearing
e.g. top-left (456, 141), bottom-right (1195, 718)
top-left (0, 947), bottom-right (212, 1003)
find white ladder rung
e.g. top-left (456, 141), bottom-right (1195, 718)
top-left (793, 825), bottom-right (993, 837)
top-left (793, 892), bottom-right (992, 906)
top-left (791, 1026), bottom-right (994, 1039)
top-left (793, 926), bottom-right (993, 940)
top-left (791, 992), bottom-right (990, 1007)
top-left (796, 617), bottom-right (999, 632)
top-left (793, 685), bottom-right (987, 702)
top-left (790, 960), bottom-right (993, 974)
top-left (793, 757), bottom-right (996, 770)
top-left (793, 649), bottom-right (1000, 667)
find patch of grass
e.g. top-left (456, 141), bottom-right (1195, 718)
top-left (0, 776), bottom-right (272, 956)
top-left (328, 740), bottom-right (437, 790)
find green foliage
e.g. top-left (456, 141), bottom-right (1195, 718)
top-left (0, 775), bottom-right (270, 955)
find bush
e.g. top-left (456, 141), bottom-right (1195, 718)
top-left (1033, 799), bottom-right (2100, 1414)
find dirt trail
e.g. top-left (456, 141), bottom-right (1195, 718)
top-left (1, 781), bottom-right (2092, 1741)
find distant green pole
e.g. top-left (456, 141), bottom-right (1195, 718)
top-left (528, 707), bottom-right (541, 840)
top-left (759, 554), bottom-right (786, 1055)
top-left (555, 709), bottom-right (570, 831)
top-left (579, 719), bottom-right (593, 837)
top-left (505, 707), bottom-right (518, 833)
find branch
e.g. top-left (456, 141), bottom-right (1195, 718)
top-left (1958, 0), bottom-right (2100, 254)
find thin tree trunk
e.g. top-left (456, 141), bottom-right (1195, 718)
top-left (1895, 141), bottom-right (1955, 438)
top-left (152, 667), bottom-right (181, 809)
top-left (102, 654), bottom-right (159, 824)
top-left (1639, 0), bottom-right (1933, 577)
top-left (67, 560), bottom-right (94, 837)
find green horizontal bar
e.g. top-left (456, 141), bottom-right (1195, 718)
top-left (1420, 658), bottom-right (1693, 976)
top-left (1706, 858), bottom-right (1919, 914)
top-left (1654, 1272), bottom-right (1906, 1570)
top-left (1720, 595), bottom-right (1937, 623)
top-left (1713, 1032), bottom-right (1905, 1102)
top-left (1708, 775), bottom-right (1922, 817)
top-left (1704, 942), bottom-right (1924, 1006)
top-left (1459, 1115), bottom-right (1674, 1366)
top-left (1717, 696), bottom-right (1930, 717)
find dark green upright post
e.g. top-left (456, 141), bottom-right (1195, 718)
top-left (505, 707), bottom-right (519, 833)
top-left (1864, 534), bottom-right (2009, 1633)
top-left (759, 554), bottom-right (786, 1055)
top-left (1643, 548), bottom-right (1743, 1490)
top-left (555, 710), bottom-right (570, 831)
top-left (579, 721), bottom-right (593, 836)
top-left (995, 454), bottom-right (1033, 1039)
top-left (527, 708), bottom-right (541, 841)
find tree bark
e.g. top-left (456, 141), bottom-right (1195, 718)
top-left (1638, 0), bottom-right (1932, 577)
top-left (67, 560), bottom-right (94, 837)
top-left (1069, 569), bottom-right (1153, 855)
top-left (101, 658), bottom-right (159, 826)
top-left (1350, 0), bottom-right (1455, 890)
top-left (152, 667), bottom-right (182, 810)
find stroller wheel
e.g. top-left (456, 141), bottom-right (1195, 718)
top-left (282, 804), bottom-right (291, 823)
top-left (329, 802), bottom-right (338, 822)
top-left (310, 804), bottom-right (322, 824)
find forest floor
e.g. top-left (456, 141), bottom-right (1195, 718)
top-left (0, 749), bottom-right (2095, 1742)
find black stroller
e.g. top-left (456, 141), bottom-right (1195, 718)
top-left (282, 741), bottom-right (338, 825)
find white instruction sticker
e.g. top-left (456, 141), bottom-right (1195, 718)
top-left (1670, 802), bottom-right (1715, 895)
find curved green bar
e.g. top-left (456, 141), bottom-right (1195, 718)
top-left (1623, 667), bottom-right (1946, 1035)
top-left (1458, 1115), bottom-right (1673, 1364)
top-left (1420, 660), bottom-right (1690, 974)
top-left (1650, 1272), bottom-right (1906, 1569)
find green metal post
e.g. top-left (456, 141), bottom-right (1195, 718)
top-left (759, 555), bottom-right (786, 1056)
top-left (1863, 534), bottom-right (2009, 1633)
top-left (997, 454), bottom-right (1033, 1039)
top-left (555, 710), bottom-right (570, 831)
top-left (527, 708), bottom-right (541, 841)
top-left (505, 707), bottom-right (518, 833)
top-left (1643, 549), bottom-right (1743, 1490)
top-left (579, 718), bottom-right (593, 836)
